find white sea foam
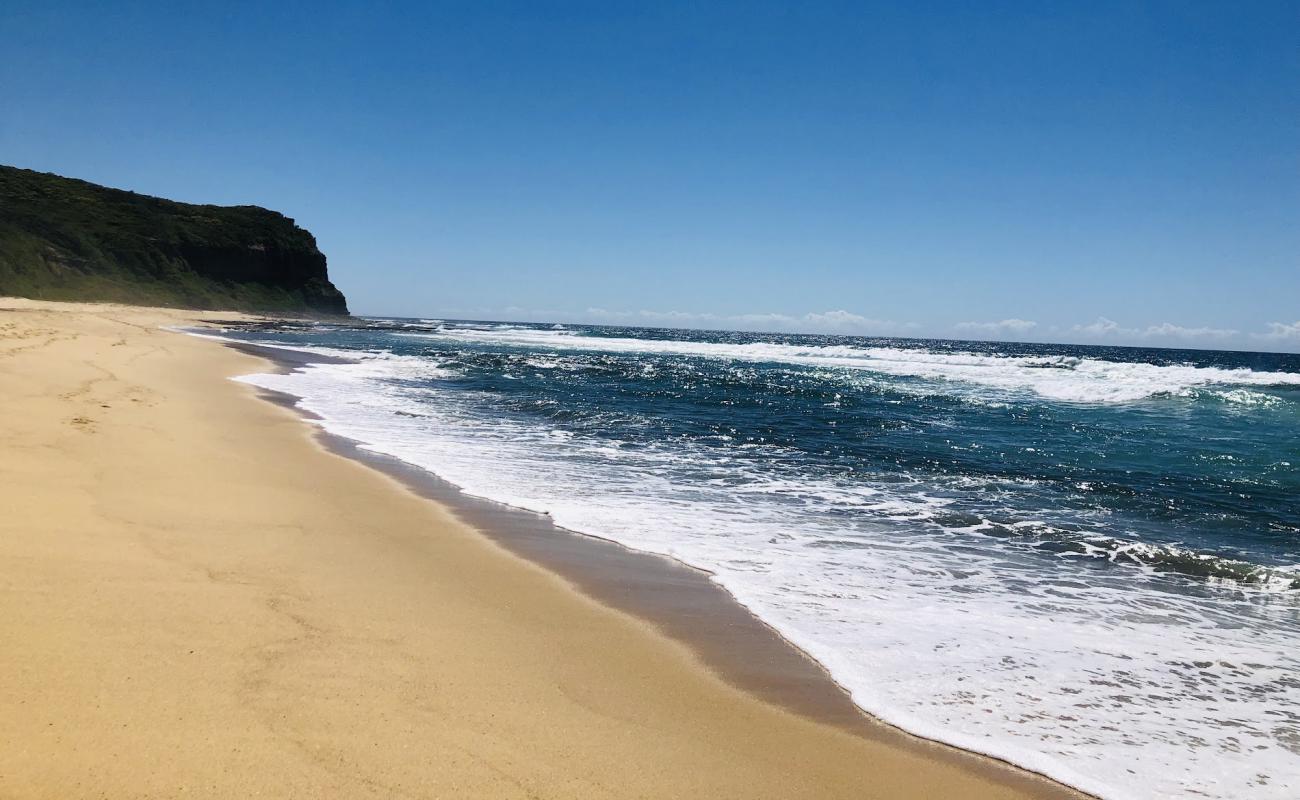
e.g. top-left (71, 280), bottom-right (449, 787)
top-left (1209, 388), bottom-right (1285, 407)
top-left (396, 326), bottom-right (1300, 404)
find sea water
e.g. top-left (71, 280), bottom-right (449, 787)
top-left (202, 319), bottom-right (1300, 799)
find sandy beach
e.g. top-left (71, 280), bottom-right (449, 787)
top-left (0, 298), bottom-right (1079, 799)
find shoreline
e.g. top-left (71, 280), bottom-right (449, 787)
top-left (1, 298), bottom-right (1084, 798)
top-left (223, 337), bottom-right (1087, 800)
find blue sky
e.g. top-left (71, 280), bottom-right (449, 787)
top-left (3, 1), bottom-right (1297, 350)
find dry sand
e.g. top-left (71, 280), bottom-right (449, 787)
top-left (0, 298), bottom-right (1079, 799)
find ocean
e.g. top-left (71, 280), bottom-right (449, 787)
top-left (200, 318), bottom-right (1300, 799)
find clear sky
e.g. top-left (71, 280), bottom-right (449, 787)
top-left (3, 1), bottom-right (1297, 350)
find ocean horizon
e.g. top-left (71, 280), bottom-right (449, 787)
top-left (202, 316), bottom-right (1300, 800)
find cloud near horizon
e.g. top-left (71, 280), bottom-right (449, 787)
top-left (1255, 321), bottom-right (1300, 342)
top-left (581, 307), bottom-right (917, 335)
top-left (1070, 317), bottom-right (1240, 341)
top-left (954, 319), bottom-right (1038, 336)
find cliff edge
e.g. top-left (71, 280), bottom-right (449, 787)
top-left (0, 165), bottom-right (348, 314)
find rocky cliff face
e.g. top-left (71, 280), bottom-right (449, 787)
top-left (0, 165), bottom-right (348, 314)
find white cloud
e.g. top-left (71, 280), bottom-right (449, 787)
top-left (1255, 321), bottom-right (1300, 342)
top-left (1073, 316), bottom-right (1123, 336)
top-left (1069, 317), bottom-right (1237, 342)
top-left (584, 307), bottom-right (721, 325)
top-left (1141, 322), bottom-right (1239, 339)
top-left (803, 309), bottom-right (882, 330)
top-left (954, 318), bottom-right (1038, 336)
top-left (580, 307), bottom-right (913, 335)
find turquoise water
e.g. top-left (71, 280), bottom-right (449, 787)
top-left (211, 319), bottom-right (1300, 799)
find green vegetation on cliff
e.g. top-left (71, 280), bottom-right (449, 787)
top-left (0, 165), bottom-right (348, 314)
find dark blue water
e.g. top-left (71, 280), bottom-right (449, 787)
top-left (211, 318), bottom-right (1300, 799)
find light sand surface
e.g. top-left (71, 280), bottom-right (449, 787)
top-left (0, 299), bottom-right (1078, 799)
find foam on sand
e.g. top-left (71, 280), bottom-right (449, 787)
top-left (216, 331), bottom-right (1300, 800)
